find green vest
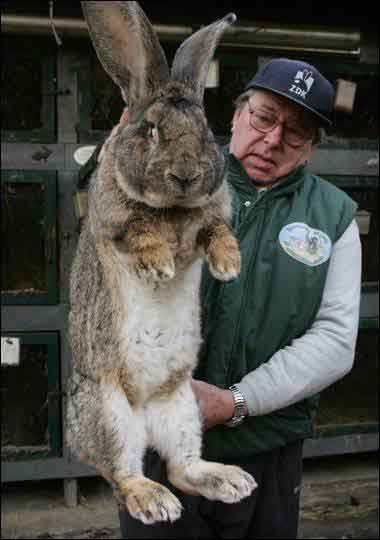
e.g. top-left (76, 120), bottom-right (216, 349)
top-left (196, 151), bottom-right (357, 461)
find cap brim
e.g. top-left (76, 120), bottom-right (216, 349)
top-left (247, 83), bottom-right (332, 127)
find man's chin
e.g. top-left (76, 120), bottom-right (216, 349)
top-left (248, 169), bottom-right (276, 186)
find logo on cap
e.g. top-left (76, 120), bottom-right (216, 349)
top-left (289, 69), bottom-right (315, 100)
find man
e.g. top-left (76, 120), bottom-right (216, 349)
top-left (115, 58), bottom-right (360, 538)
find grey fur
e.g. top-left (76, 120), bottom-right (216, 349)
top-left (67, 2), bottom-right (256, 524)
top-left (171, 13), bottom-right (236, 103)
top-left (81, 1), bottom-right (170, 117)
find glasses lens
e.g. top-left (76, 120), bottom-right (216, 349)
top-left (248, 103), bottom-right (313, 147)
top-left (249, 108), bottom-right (276, 133)
top-left (284, 125), bottom-right (312, 147)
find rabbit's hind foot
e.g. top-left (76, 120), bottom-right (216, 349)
top-left (169, 460), bottom-right (257, 504)
top-left (119, 476), bottom-right (183, 525)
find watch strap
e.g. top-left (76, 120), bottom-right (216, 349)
top-left (224, 384), bottom-right (247, 428)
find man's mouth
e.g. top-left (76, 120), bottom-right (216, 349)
top-left (251, 154), bottom-right (276, 170)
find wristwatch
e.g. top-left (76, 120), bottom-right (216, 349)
top-left (224, 384), bottom-right (247, 428)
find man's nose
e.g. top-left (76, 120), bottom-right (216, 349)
top-left (263, 124), bottom-right (283, 147)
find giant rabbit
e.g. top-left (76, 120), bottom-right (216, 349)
top-left (67, 1), bottom-right (257, 525)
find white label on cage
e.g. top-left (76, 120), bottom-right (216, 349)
top-left (74, 145), bottom-right (97, 166)
top-left (1, 337), bottom-right (20, 366)
top-left (206, 59), bottom-right (220, 88)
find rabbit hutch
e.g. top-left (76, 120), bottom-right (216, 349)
top-left (1, 2), bottom-right (378, 505)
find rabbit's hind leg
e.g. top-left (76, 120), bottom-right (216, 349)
top-left (100, 381), bottom-right (183, 525)
top-left (67, 372), bottom-right (182, 524)
top-left (66, 374), bottom-right (146, 497)
top-left (66, 374), bottom-right (140, 479)
top-left (146, 379), bottom-right (257, 504)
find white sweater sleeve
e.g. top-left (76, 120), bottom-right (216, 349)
top-left (237, 219), bottom-right (362, 416)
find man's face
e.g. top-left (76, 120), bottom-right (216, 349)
top-left (230, 90), bottom-right (317, 187)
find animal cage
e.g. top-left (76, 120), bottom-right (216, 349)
top-left (1, 12), bottom-right (378, 492)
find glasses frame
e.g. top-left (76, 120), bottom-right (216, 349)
top-left (246, 99), bottom-right (315, 148)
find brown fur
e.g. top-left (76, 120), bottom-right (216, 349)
top-left (65, 3), bottom-right (256, 525)
top-left (118, 476), bottom-right (182, 521)
top-left (151, 365), bottom-right (193, 401)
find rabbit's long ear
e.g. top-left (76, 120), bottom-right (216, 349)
top-left (171, 13), bottom-right (236, 104)
top-left (81, 2), bottom-right (170, 119)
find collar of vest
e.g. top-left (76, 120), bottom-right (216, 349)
top-left (224, 146), bottom-right (307, 198)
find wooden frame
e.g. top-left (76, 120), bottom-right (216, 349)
top-left (1, 35), bottom-right (56, 144)
top-left (1, 331), bottom-right (61, 460)
top-left (1, 170), bottom-right (58, 305)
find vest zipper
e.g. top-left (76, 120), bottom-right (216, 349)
top-left (238, 188), bottom-right (267, 234)
top-left (225, 191), bottom-right (268, 386)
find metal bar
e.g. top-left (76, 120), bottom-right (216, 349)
top-left (1, 14), bottom-right (193, 39)
top-left (45, 172), bottom-right (59, 304)
top-left (1, 457), bottom-right (97, 483)
top-left (360, 289), bottom-right (379, 320)
top-left (1, 14), bottom-right (360, 55)
top-left (2, 305), bottom-right (68, 332)
top-left (47, 335), bottom-right (62, 457)
top-left (323, 176), bottom-right (379, 190)
top-left (2, 14), bottom-right (90, 37)
top-left (225, 23), bottom-right (360, 50)
top-left (309, 149), bottom-right (379, 176)
top-left (57, 49), bottom-right (80, 144)
top-left (1, 144), bottom-right (65, 170)
top-left (64, 478), bottom-right (79, 508)
top-left (315, 422), bottom-right (379, 438)
top-left (303, 432), bottom-right (379, 458)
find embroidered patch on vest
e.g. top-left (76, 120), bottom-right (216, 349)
top-left (279, 222), bottom-right (332, 267)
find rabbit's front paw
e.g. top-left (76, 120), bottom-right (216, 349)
top-left (132, 245), bottom-right (175, 281)
top-left (207, 234), bottom-right (241, 281)
top-left (121, 477), bottom-right (183, 525)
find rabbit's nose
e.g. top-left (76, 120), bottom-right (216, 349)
top-left (167, 170), bottom-right (202, 189)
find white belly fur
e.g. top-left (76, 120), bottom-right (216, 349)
top-left (119, 260), bottom-right (203, 402)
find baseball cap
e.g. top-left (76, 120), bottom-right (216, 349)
top-left (245, 58), bottom-right (334, 126)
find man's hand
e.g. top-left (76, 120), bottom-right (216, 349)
top-left (191, 379), bottom-right (236, 430)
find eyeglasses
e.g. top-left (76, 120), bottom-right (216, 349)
top-left (246, 101), bottom-right (314, 148)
